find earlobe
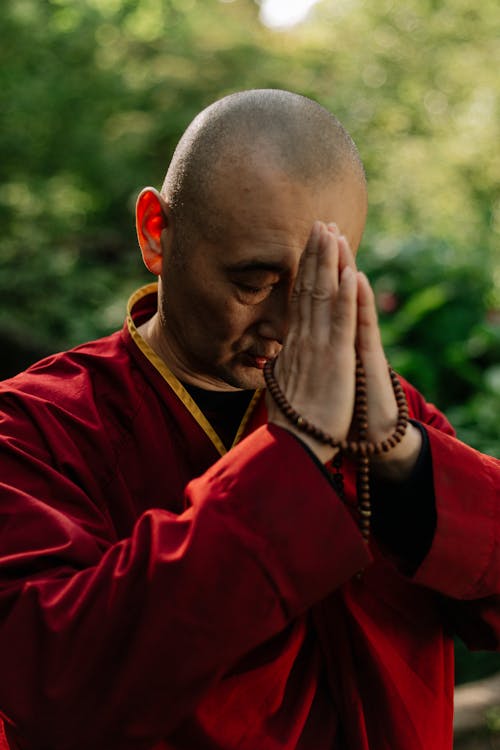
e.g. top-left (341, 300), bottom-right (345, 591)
top-left (136, 187), bottom-right (169, 275)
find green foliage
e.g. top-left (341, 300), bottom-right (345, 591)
top-left (0, 0), bottom-right (499, 687)
top-left (0, 0), bottom-right (497, 438)
top-left (485, 706), bottom-right (500, 735)
top-left (455, 638), bottom-right (500, 686)
top-left (1, 0), bottom-right (499, 384)
top-left (359, 237), bottom-right (500, 454)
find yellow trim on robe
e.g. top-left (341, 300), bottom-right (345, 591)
top-left (126, 284), bottom-right (262, 457)
top-left (232, 390), bottom-right (262, 448)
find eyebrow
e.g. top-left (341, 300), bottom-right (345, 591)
top-left (225, 260), bottom-right (286, 273)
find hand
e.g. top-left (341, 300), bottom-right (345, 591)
top-left (266, 221), bottom-right (358, 463)
top-left (267, 221), bottom-right (422, 477)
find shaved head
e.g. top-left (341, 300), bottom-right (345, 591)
top-left (161, 89), bottom-right (366, 244)
top-left (138, 89), bottom-right (369, 389)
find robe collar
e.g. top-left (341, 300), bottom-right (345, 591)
top-left (123, 283), bottom-right (264, 457)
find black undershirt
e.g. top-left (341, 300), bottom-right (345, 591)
top-left (184, 384), bottom-right (436, 572)
top-left (183, 383), bottom-right (254, 450)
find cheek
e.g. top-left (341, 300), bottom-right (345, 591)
top-left (202, 297), bottom-right (260, 352)
top-left (167, 270), bottom-right (257, 347)
top-left (210, 298), bottom-right (254, 339)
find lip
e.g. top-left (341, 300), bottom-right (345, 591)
top-left (253, 357), bottom-right (269, 370)
top-left (242, 352), bottom-right (277, 370)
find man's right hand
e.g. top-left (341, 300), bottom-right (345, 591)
top-left (266, 221), bottom-right (358, 464)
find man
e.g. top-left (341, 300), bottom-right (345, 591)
top-left (0, 89), bottom-right (498, 750)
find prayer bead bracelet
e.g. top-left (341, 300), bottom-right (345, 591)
top-left (263, 356), bottom-right (409, 542)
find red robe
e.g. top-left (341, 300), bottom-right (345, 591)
top-left (0, 284), bottom-right (498, 750)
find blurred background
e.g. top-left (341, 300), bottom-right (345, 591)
top-left (0, 0), bottom-right (499, 686)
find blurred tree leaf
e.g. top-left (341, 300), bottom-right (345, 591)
top-left (1, 0), bottom-right (498, 461)
top-left (0, 0), bottom-right (499, 689)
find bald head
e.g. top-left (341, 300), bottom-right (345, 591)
top-left (161, 89), bottom-right (366, 242)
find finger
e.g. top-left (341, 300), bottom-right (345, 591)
top-left (356, 271), bottom-right (384, 358)
top-left (324, 225), bottom-right (340, 296)
top-left (310, 225), bottom-right (339, 338)
top-left (356, 271), bottom-right (397, 434)
top-left (296, 221), bottom-right (322, 331)
top-left (327, 223), bottom-right (357, 280)
top-left (329, 265), bottom-right (357, 349)
top-left (288, 222), bottom-right (318, 340)
top-left (337, 234), bottom-right (357, 276)
top-left (282, 222), bottom-right (321, 390)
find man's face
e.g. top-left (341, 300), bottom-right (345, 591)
top-left (158, 161), bottom-right (367, 391)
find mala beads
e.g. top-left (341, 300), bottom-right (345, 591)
top-left (263, 356), bottom-right (409, 543)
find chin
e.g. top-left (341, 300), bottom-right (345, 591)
top-left (220, 366), bottom-right (266, 391)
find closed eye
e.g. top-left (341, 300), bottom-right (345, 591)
top-left (233, 281), bottom-right (277, 304)
top-left (236, 283), bottom-right (273, 295)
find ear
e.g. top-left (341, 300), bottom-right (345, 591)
top-left (135, 187), bottom-right (169, 275)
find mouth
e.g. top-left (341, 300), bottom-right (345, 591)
top-left (253, 357), bottom-right (270, 370)
top-left (242, 349), bottom-right (280, 370)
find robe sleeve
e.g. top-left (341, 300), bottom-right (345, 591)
top-left (401, 379), bottom-right (500, 651)
top-left (0, 397), bottom-right (370, 750)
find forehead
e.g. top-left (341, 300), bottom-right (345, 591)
top-left (203, 160), bottom-right (367, 266)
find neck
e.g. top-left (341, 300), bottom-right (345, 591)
top-left (137, 313), bottom-right (243, 392)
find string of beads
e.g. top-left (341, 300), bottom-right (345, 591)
top-left (263, 356), bottom-right (409, 542)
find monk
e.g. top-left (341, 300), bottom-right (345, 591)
top-left (0, 89), bottom-right (498, 750)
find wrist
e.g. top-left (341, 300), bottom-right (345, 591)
top-left (370, 423), bottom-right (423, 482)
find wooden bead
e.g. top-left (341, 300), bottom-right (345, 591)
top-left (263, 356), bottom-right (409, 545)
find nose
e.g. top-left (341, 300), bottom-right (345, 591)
top-left (255, 286), bottom-right (290, 343)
